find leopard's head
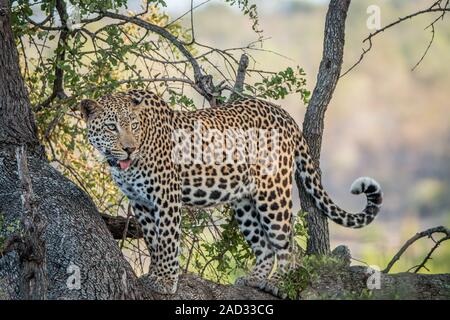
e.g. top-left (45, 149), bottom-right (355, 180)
top-left (80, 94), bottom-right (142, 171)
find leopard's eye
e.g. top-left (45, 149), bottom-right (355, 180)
top-left (131, 122), bottom-right (139, 130)
top-left (105, 123), bottom-right (117, 131)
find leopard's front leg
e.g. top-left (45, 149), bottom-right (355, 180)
top-left (131, 202), bottom-right (159, 274)
top-left (142, 177), bottom-right (182, 295)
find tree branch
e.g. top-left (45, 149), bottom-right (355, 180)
top-left (341, 1), bottom-right (450, 77)
top-left (383, 225), bottom-right (450, 273)
top-left (101, 213), bottom-right (143, 240)
top-left (140, 273), bottom-right (277, 300)
top-left (296, 0), bottom-right (351, 255)
top-left (34, 0), bottom-right (69, 112)
top-left (414, 234), bottom-right (450, 273)
top-left (96, 10), bottom-right (217, 105)
top-left (24, 14), bottom-right (60, 31)
top-left (228, 53), bottom-right (249, 102)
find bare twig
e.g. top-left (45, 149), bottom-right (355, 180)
top-left (25, 14), bottom-right (54, 28)
top-left (341, 1), bottom-right (450, 77)
top-left (34, 0), bottom-right (69, 111)
top-left (183, 0), bottom-right (196, 46)
top-left (383, 225), bottom-right (450, 273)
top-left (411, 23), bottom-right (436, 71)
top-left (411, 0), bottom-right (449, 71)
top-left (165, 0), bottom-right (212, 28)
top-left (184, 236), bottom-right (197, 273)
top-left (414, 234), bottom-right (449, 273)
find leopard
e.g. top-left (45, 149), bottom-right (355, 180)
top-left (80, 89), bottom-right (383, 297)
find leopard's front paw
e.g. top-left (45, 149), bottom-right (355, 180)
top-left (147, 274), bottom-right (178, 295)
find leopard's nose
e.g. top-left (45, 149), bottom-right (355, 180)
top-left (124, 147), bottom-right (136, 155)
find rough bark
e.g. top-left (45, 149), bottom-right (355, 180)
top-left (0, 0), bottom-right (39, 148)
top-left (0, 0), bottom-right (141, 299)
top-left (14, 146), bottom-right (48, 299)
top-left (296, 0), bottom-right (351, 255)
top-left (297, 246), bottom-right (450, 300)
top-left (140, 273), bottom-right (276, 300)
top-left (100, 213), bottom-right (143, 239)
top-left (0, 141), bottom-right (147, 299)
top-left (228, 54), bottom-right (249, 102)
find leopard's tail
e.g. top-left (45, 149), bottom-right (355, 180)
top-left (295, 136), bottom-right (383, 228)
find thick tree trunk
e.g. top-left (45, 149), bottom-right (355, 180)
top-left (0, 0), bottom-right (39, 148)
top-left (296, 0), bottom-right (350, 255)
top-left (0, 0), bottom-right (141, 299)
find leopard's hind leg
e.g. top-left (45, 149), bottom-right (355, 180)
top-left (232, 198), bottom-right (275, 289)
top-left (253, 179), bottom-right (294, 298)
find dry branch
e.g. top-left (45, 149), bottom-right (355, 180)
top-left (97, 10), bottom-right (217, 104)
top-left (101, 213), bottom-right (143, 240)
top-left (383, 225), bottom-right (450, 273)
top-left (341, 0), bottom-right (450, 77)
top-left (414, 233), bottom-right (450, 273)
top-left (34, 0), bottom-right (69, 111)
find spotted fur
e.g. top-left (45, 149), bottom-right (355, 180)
top-left (80, 89), bottom-right (383, 297)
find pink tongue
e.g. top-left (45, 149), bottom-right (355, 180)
top-left (119, 159), bottom-right (132, 170)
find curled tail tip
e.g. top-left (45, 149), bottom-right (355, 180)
top-left (350, 176), bottom-right (381, 195)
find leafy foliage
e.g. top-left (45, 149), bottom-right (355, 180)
top-left (280, 254), bottom-right (345, 299)
top-left (245, 67), bottom-right (310, 103)
top-left (180, 207), bottom-right (254, 283)
top-left (224, 0), bottom-right (262, 36)
top-left (167, 91), bottom-right (197, 111)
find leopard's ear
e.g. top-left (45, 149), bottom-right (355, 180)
top-left (79, 99), bottom-right (101, 121)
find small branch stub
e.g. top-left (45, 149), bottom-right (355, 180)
top-left (229, 54), bottom-right (249, 102)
